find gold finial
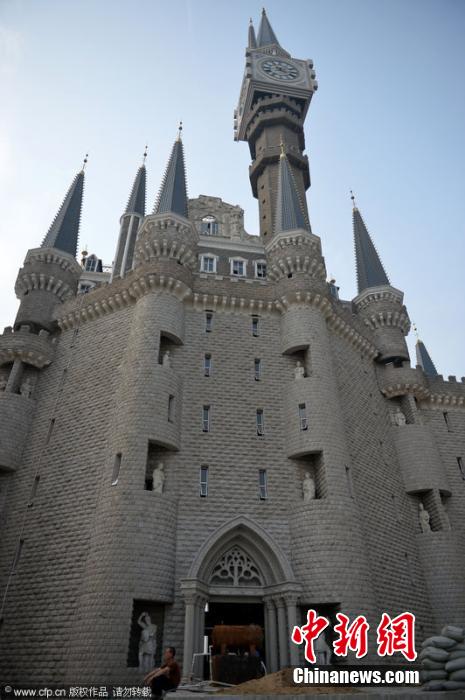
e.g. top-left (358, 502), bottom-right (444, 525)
top-left (350, 189), bottom-right (357, 209)
top-left (413, 323), bottom-right (420, 341)
top-left (143, 145), bottom-right (148, 164)
top-left (82, 153), bottom-right (89, 172)
top-left (176, 121), bottom-right (183, 141)
top-left (279, 136), bottom-right (285, 158)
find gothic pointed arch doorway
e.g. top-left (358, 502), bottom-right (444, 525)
top-left (180, 516), bottom-right (301, 678)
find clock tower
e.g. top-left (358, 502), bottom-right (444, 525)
top-left (235, 9), bottom-right (318, 242)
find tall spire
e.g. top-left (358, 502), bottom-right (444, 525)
top-left (41, 164), bottom-right (85, 258)
top-left (257, 8), bottom-right (280, 47)
top-left (125, 159), bottom-right (146, 216)
top-left (415, 335), bottom-right (438, 377)
top-left (248, 18), bottom-right (257, 49)
top-left (274, 145), bottom-right (310, 234)
top-left (154, 126), bottom-right (188, 219)
top-left (352, 195), bottom-right (390, 293)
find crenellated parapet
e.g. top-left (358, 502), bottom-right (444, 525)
top-left (133, 213), bottom-right (198, 272)
top-left (353, 285), bottom-right (410, 363)
top-left (377, 363), bottom-right (429, 400)
top-left (425, 374), bottom-right (465, 407)
top-left (0, 325), bottom-right (55, 369)
top-left (265, 229), bottom-right (326, 283)
top-left (14, 247), bottom-right (82, 332)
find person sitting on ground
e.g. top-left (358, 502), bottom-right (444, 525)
top-left (143, 646), bottom-right (181, 698)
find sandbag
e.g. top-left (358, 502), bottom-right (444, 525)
top-left (442, 680), bottom-right (465, 690)
top-left (421, 659), bottom-right (445, 670)
top-left (441, 625), bottom-right (465, 642)
top-left (450, 669), bottom-right (465, 682)
top-left (420, 670), bottom-right (447, 682)
top-left (420, 679), bottom-right (445, 691)
top-left (419, 646), bottom-right (450, 662)
top-left (449, 649), bottom-right (465, 661)
top-left (445, 656), bottom-right (465, 672)
top-left (420, 635), bottom-right (456, 649)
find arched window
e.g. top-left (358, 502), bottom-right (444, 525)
top-left (201, 215), bottom-right (219, 236)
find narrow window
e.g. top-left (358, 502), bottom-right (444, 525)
top-left (255, 262), bottom-right (267, 279)
top-left (443, 412), bottom-right (452, 432)
top-left (254, 358), bottom-right (261, 381)
top-left (205, 312), bottom-right (213, 333)
top-left (204, 354), bottom-right (212, 377)
top-left (202, 406), bottom-right (210, 433)
top-left (457, 456), bottom-right (465, 480)
top-left (200, 466), bottom-right (209, 497)
top-left (112, 453), bottom-right (122, 486)
top-left (299, 403), bottom-right (308, 431)
top-left (168, 395), bottom-right (175, 423)
top-left (201, 256), bottom-right (215, 273)
top-left (259, 469), bottom-right (268, 500)
top-left (28, 475), bottom-right (40, 507)
top-left (252, 316), bottom-right (259, 337)
top-left (256, 409), bottom-right (265, 436)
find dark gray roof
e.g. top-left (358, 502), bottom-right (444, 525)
top-left (248, 19), bottom-right (257, 49)
top-left (353, 206), bottom-right (390, 293)
top-left (154, 137), bottom-right (188, 218)
top-left (275, 152), bottom-right (310, 234)
top-left (257, 9), bottom-right (279, 47)
top-left (125, 164), bottom-right (146, 216)
top-left (41, 170), bottom-right (84, 258)
top-left (416, 340), bottom-right (438, 377)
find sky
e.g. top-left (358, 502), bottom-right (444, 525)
top-left (1, 0), bottom-right (464, 377)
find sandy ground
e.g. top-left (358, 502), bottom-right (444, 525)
top-left (217, 669), bottom-right (360, 695)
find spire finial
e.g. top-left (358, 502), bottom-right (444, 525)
top-left (250, 17), bottom-right (253, 24)
top-left (413, 323), bottom-right (420, 341)
top-left (82, 153), bottom-right (89, 173)
top-left (177, 121), bottom-right (183, 142)
top-left (350, 189), bottom-right (357, 209)
top-left (143, 145), bottom-right (148, 164)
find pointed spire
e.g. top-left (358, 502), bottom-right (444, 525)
top-left (352, 194), bottom-right (390, 293)
top-left (41, 161), bottom-right (86, 258)
top-left (154, 125), bottom-right (188, 219)
top-left (257, 8), bottom-right (280, 47)
top-left (248, 18), bottom-right (257, 49)
top-left (125, 150), bottom-right (146, 216)
top-left (274, 144), bottom-right (310, 234)
top-left (415, 331), bottom-right (438, 377)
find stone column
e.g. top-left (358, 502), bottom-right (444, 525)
top-left (264, 598), bottom-right (278, 673)
top-left (285, 595), bottom-right (300, 666)
top-left (182, 596), bottom-right (197, 681)
top-left (275, 597), bottom-right (289, 668)
top-left (6, 359), bottom-right (24, 393)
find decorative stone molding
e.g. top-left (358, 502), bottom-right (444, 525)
top-left (362, 309), bottom-right (410, 334)
top-left (15, 272), bottom-right (75, 302)
top-left (353, 285), bottom-right (404, 310)
top-left (0, 326), bottom-right (55, 368)
top-left (378, 365), bottom-right (430, 400)
top-left (22, 247), bottom-right (82, 275)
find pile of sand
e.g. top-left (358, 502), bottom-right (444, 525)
top-left (217, 668), bottom-right (359, 695)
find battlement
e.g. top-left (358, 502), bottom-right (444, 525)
top-left (0, 325), bottom-right (55, 369)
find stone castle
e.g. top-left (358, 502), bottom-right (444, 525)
top-left (0, 9), bottom-right (464, 685)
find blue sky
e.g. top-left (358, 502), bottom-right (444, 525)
top-left (1, 0), bottom-right (464, 376)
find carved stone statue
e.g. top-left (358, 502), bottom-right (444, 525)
top-left (293, 361), bottom-right (305, 380)
top-left (392, 408), bottom-right (407, 426)
top-left (162, 350), bottom-right (171, 368)
top-left (419, 502), bottom-right (431, 533)
top-left (20, 379), bottom-right (33, 399)
top-left (137, 612), bottom-right (157, 673)
top-left (314, 630), bottom-right (331, 665)
top-left (302, 472), bottom-right (316, 502)
top-left (152, 462), bottom-right (165, 494)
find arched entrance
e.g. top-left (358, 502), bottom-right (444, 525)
top-left (180, 516), bottom-right (301, 678)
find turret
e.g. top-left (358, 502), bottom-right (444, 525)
top-left (111, 151), bottom-right (147, 280)
top-left (235, 9), bottom-right (318, 242)
top-left (351, 196), bottom-right (410, 363)
top-left (14, 162), bottom-right (85, 332)
top-left (416, 336), bottom-right (438, 377)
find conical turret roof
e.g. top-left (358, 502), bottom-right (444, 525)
top-left (125, 164), bottom-right (146, 216)
top-left (41, 169), bottom-right (84, 257)
top-left (257, 8), bottom-right (280, 47)
top-left (275, 149), bottom-right (310, 234)
top-left (416, 339), bottom-right (438, 377)
top-left (154, 132), bottom-right (188, 219)
top-left (353, 204), bottom-right (390, 293)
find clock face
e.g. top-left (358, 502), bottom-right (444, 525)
top-left (261, 59), bottom-right (300, 81)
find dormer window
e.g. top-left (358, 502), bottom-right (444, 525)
top-left (230, 258), bottom-right (247, 277)
top-left (201, 215), bottom-right (219, 236)
top-left (255, 261), bottom-right (267, 279)
top-left (200, 254), bottom-right (217, 273)
top-left (85, 255), bottom-right (98, 272)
